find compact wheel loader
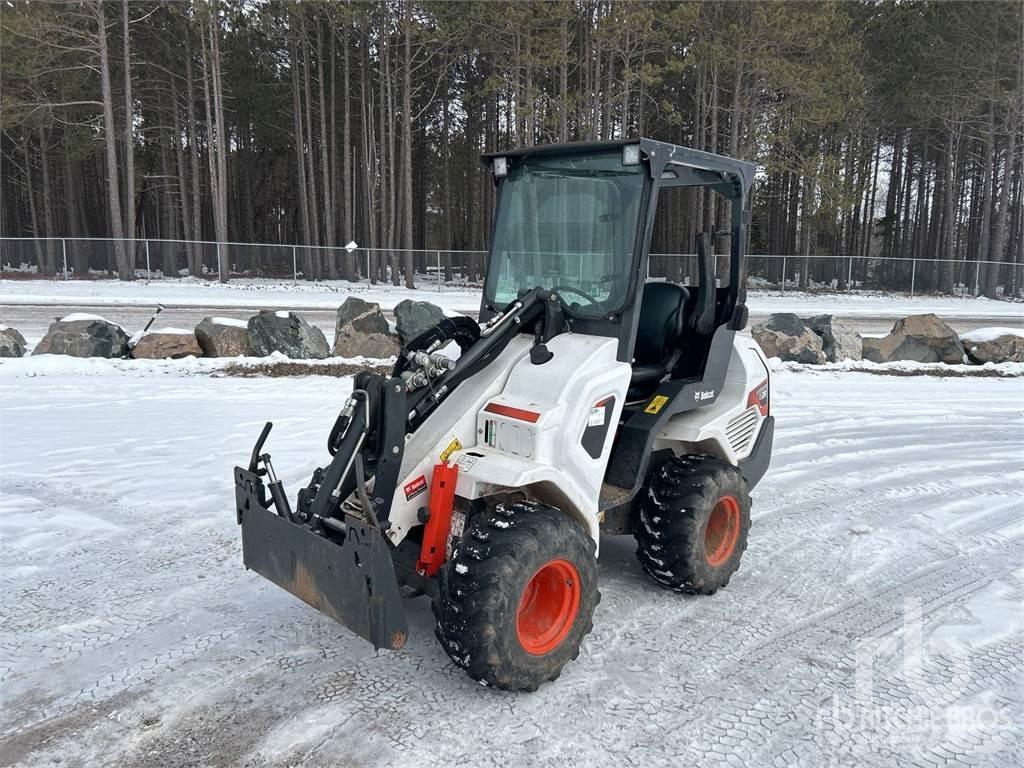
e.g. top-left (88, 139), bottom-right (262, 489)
top-left (235, 138), bottom-right (774, 691)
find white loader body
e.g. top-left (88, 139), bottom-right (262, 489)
top-left (387, 331), bottom-right (771, 551)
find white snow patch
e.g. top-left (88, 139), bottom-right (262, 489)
top-left (769, 357), bottom-right (1024, 377)
top-left (59, 312), bottom-right (111, 323)
top-left (129, 326), bottom-right (195, 346)
top-left (274, 310), bottom-right (292, 318)
top-left (210, 316), bottom-right (249, 329)
top-left (0, 353), bottom-right (392, 378)
top-left (959, 326), bottom-right (1024, 344)
top-left (454, 563), bottom-right (469, 575)
top-left (145, 327), bottom-right (194, 336)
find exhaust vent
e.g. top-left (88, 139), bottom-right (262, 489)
top-left (725, 407), bottom-right (759, 455)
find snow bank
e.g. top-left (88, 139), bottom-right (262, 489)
top-left (3, 277), bottom-right (1022, 319)
top-left (769, 357), bottom-right (1024, 377)
top-left (0, 277), bottom-right (483, 313)
top-left (0, 351), bottom-right (394, 379)
top-left (746, 291), bottom-right (1024, 319)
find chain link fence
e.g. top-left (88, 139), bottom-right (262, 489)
top-left (0, 237), bottom-right (488, 291)
top-left (1, 236), bottom-right (1019, 298)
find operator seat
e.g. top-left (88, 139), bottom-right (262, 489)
top-left (628, 281), bottom-right (689, 400)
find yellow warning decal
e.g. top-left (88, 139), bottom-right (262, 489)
top-left (440, 437), bottom-right (462, 463)
top-left (644, 395), bottom-right (669, 415)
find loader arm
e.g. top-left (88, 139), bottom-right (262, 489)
top-left (234, 286), bottom-right (557, 649)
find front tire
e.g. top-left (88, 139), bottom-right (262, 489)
top-left (635, 455), bottom-right (751, 594)
top-left (433, 500), bottom-right (599, 691)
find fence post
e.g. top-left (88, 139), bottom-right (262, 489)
top-left (974, 260), bottom-right (981, 296)
top-left (292, 245), bottom-right (297, 286)
top-left (216, 241), bottom-right (222, 280)
top-left (144, 239), bottom-right (151, 278)
top-left (910, 259), bottom-right (917, 297)
top-left (847, 257), bottom-right (853, 292)
top-left (780, 255), bottom-right (787, 293)
top-left (366, 250), bottom-right (372, 287)
top-left (61, 238), bottom-right (68, 279)
top-left (437, 250), bottom-right (442, 293)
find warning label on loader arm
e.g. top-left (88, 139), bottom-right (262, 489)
top-left (644, 395), bottom-right (669, 415)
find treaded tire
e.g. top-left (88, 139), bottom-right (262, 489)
top-left (635, 454), bottom-right (751, 594)
top-left (433, 500), bottom-right (599, 691)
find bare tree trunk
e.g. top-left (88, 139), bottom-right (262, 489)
top-left (401, 0), bottom-right (415, 288)
top-left (800, 177), bottom-right (814, 289)
top-left (159, 128), bottom-right (177, 276)
top-left (361, 18), bottom-right (378, 282)
top-left (300, 14), bottom-right (321, 269)
top-left (184, 31), bottom-right (203, 275)
top-left (171, 77), bottom-right (193, 277)
top-left (342, 21), bottom-right (355, 278)
top-left (559, 17), bottom-right (568, 142)
top-left (940, 128), bottom-right (958, 293)
top-left (63, 149), bottom-right (88, 273)
top-left (38, 126), bottom-right (57, 274)
top-left (384, 30), bottom-right (399, 285)
top-left (316, 14), bottom-right (336, 278)
top-left (442, 80), bottom-right (453, 281)
top-left (290, 36), bottom-right (311, 259)
top-left (122, 0), bottom-right (136, 250)
top-left (592, 27), bottom-right (602, 141)
top-left (23, 135), bottom-right (45, 271)
top-left (705, 62), bottom-right (718, 242)
top-left (978, 108), bottom-right (995, 296)
top-left (202, 9), bottom-right (228, 282)
top-left (95, 0), bottom-right (131, 278)
top-left (989, 118), bottom-right (1019, 297)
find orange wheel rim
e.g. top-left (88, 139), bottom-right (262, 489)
top-left (516, 559), bottom-right (581, 655)
top-left (705, 495), bottom-right (741, 567)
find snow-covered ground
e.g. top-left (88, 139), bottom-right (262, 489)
top-left (1, 365), bottom-right (1021, 767)
top-left (0, 277), bottom-right (483, 313)
top-left (2, 277), bottom-right (1023, 320)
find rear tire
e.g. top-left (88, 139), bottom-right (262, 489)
top-left (433, 500), bottom-right (599, 691)
top-left (635, 455), bottom-right (751, 594)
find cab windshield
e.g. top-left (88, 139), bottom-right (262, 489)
top-left (485, 150), bottom-right (646, 317)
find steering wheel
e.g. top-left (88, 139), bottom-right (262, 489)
top-left (551, 285), bottom-right (601, 307)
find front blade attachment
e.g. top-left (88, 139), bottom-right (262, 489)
top-left (235, 467), bottom-right (408, 650)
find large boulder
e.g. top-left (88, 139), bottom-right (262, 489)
top-left (803, 314), bottom-right (862, 362)
top-left (195, 316), bottom-right (252, 357)
top-left (0, 325), bottom-right (27, 358)
top-left (333, 297), bottom-right (400, 358)
top-left (247, 310), bottom-right (329, 359)
top-left (959, 327), bottom-right (1024, 364)
top-left (393, 299), bottom-right (444, 345)
top-left (130, 328), bottom-right (203, 360)
top-left (862, 313), bottom-right (965, 364)
top-left (751, 313), bottom-right (826, 364)
top-left (32, 314), bottom-right (129, 358)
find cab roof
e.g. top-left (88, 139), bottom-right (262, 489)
top-left (481, 138), bottom-right (755, 197)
